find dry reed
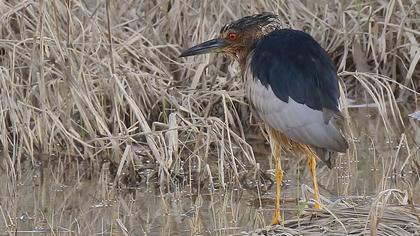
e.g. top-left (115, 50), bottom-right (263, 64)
top-left (0, 0), bottom-right (419, 234)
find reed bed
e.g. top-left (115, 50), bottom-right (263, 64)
top-left (248, 190), bottom-right (420, 236)
top-left (1, 0), bottom-right (419, 187)
top-left (0, 0), bottom-right (420, 234)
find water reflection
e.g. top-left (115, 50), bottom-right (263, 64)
top-left (1, 109), bottom-right (419, 235)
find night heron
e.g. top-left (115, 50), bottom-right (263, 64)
top-left (180, 12), bottom-right (348, 224)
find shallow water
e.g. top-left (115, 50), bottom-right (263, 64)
top-left (1, 108), bottom-right (419, 235)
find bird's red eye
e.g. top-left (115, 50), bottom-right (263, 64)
top-left (228, 32), bottom-right (237, 41)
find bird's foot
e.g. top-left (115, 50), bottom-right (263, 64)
top-left (271, 217), bottom-right (281, 225)
top-left (309, 201), bottom-right (321, 220)
top-left (271, 212), bottom-right (282, 225)
top-left (310, 211), bottom-right (319, 221)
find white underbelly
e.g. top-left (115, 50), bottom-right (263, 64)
top-left (246, 79), bottom-right (346, 152)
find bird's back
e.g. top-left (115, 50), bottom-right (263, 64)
top-left (245, 29), bottom-right (348, 153)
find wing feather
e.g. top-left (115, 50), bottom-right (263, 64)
top-left (247, 80), bottom-right (347, 152)
top-left (245, 29), bottom-right (348, 152)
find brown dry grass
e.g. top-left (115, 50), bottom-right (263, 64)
top-left (0, 0), bottom-right (419, 234)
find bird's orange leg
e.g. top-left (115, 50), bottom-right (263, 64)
top-left (304, 146), bottom-right (321, 210)
top-left (271, 142), bottom-right (283, 225)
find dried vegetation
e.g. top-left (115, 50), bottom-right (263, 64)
top-left (0, 0), bottom-right (419, 234)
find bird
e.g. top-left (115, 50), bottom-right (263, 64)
top-left (180, 12), bottom-right (348, 225)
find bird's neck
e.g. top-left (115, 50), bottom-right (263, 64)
top-left (237, 23), bottom-right (281, 72)
top-left (237, 47), bottom-right (252, 72)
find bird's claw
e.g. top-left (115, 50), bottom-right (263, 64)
top-left (271, 217), bottom-right (281, 225)
top-left (271, 210), bottom-right (282, 225)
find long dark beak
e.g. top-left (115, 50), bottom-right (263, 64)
top-left (179, 39), bottom-right (230, 57)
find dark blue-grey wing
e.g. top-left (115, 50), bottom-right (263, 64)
top-left (251, 29), bottom-right (340, 112)
top-left (247, 29), bottom-right (348, 152)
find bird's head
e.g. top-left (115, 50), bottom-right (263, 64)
top-left (180, 12), bottom-right (281, 64)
